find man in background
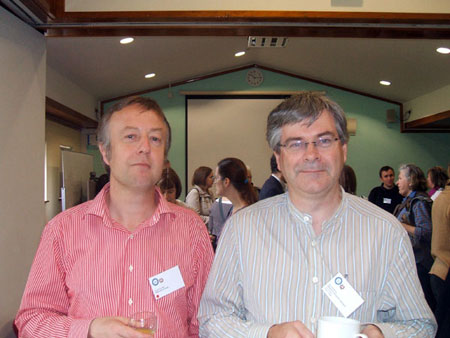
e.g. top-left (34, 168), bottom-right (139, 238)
top-left (369, 166), bottom-right (403, 214)
top-left (199, 92), bottom-right (435, 337)
top-left (16, 96), bottom-right (213, 337)
top-left (259, 154), bottom-right (285, 200)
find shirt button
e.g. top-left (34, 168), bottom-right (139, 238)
top-left (311, 240), bottom-right (317, 247)
top-left (128, 298), bottom-right (133, 306)
top-left (129, 265), bottom-right (133, 272)
top-left (312, 276), bottom-right (319, 284)
top-left (303, 216), bottom-right (310, 222)
top-left (129, 234), bottom-right (134, 239)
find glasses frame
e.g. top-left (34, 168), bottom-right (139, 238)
top-left (278, 136), bottom-right (340, 153)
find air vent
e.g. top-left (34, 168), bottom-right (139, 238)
top-left (248, 36), bottom-right (288, 48)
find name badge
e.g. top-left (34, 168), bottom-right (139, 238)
top-left (149, 266), bottom-right (185, 299)
top-left (322, 273), bottom-right (364, 317)
top-left (383, 198), bottom-right (392, 204)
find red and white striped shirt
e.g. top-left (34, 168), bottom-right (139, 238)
top-left (15, 184), bottom-right (214, 337)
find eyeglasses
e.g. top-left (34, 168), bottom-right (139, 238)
top-left (278, 136), bottom-right (340, 153)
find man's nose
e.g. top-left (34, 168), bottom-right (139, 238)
top-left (303, 142), bottom-right (319, 160)
top-left (138, 136), bottom-right (151, 153)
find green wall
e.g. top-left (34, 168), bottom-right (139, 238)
top-left (101, 68), bottom-right (450, 198)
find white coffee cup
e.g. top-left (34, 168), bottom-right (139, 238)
top-left (317, 316), bottom-right (368, 338)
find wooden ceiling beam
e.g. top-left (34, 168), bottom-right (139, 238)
top-left (46, 97), bottom-right (98, 130)
top-left (43, 25), bottom-right (450, 39)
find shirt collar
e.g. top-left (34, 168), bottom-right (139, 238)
top-left (287, 187), bottom-right (346, 233)
top-left (85, 183), bottom-right (175, 229)
top-left (406, 190), bottom-right (417, 199)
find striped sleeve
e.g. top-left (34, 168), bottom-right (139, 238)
top-left (373, 232), bottom-right (436, 337)
top-left (198, 218), bottom-right (272, 337)
top-left (14, 221), bottom-right (92, 338)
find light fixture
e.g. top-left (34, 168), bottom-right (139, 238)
top-left (145, 73), bottom-right (156, 79)
top-left (436, 47), bottom-right (450, 54)
top-left (379, 80), bottom-right (391, 86)
top-left (120, 37), bottom-right (134, 44)
top-left (235, 51), bottom-right (246, 57)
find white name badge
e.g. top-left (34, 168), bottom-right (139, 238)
top-left (149, 266), bottom-right (185, 300)
top-left (383, 198), bottom-right (392, 204)
top-left (322, 273), bottom-right (364, 318)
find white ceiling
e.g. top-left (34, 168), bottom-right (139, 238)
top-left (46, 36), bottom-right (450, 103)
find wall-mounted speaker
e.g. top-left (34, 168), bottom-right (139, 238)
top-left (348, 118), bottom-right (357, 135)
top-left (386, 109), bottom-right (397, 123)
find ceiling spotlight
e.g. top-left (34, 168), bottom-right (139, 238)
top-left (120, 37), bottom-right (134, 44)
top-left (379, 80), bottom-right (391, 86)
top-left (145, 73), bottom-right (156, 79)
top-left (235, 51), bottom-right (246, 57)
top-left (436, 47), bottom-right (450, 54)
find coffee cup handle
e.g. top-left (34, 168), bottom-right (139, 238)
top-left (354, 335), bottom-right (368, 338)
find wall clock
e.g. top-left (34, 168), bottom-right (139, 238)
top-left (246, 68), bottom-right (264, 87)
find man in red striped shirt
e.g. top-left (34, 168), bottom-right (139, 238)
top-left (15, 97), bottom-right (214, 337)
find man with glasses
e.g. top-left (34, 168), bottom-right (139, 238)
top-left (199, 93), bottom-right (435, 337)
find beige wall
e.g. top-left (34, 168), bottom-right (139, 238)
top-left (66, 0), bottom-right (450, 12)
top-left (0, 7), bottom-right (46, 338)
top-left (47, 65), bottom-right (98, 120)
top-left (45, 120), bottom-right (82, 223)
top-left (404, 85), bottom-right (450, 122)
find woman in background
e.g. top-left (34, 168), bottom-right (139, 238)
top-left (394, 164), bottom-right (435, 310)
top-left (427, 166), bottom-right (449, 201)
top-left (339, 164), bottom-right (357, 195)
top-left (210, 157), bottom-right (258, 245)
top-left (429, 165), bottom-right (450, 338)
top-left (185, 166), bottom-right (214, 226)
top-left (158, 168), bottom-right (190, 209)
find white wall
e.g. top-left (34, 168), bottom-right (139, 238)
top-left (404, 85), bottom-right (450, 122)
top-left (47, 65), bottom-right (98, 120)
top-left (0, 8), bottom-right (46, 338)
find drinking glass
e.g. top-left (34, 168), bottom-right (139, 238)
top-left (128, 311), bottom-right (157, 335)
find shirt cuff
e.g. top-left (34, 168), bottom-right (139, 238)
top-left (248, 323), bottom-right (273, 337)
top-left (68, 318), bottom-right (93, 338)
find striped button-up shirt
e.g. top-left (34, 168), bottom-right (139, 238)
top-left (15, 184), bottom-right (214, 338)
top-left (198, 191), bottom-right (436, 337)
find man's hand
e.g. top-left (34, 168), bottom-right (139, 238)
top-left (267, 321), bottom-right (314, 338)
top-left (88, 317), bottom-right (153, 338)
top-left (362, 324), bottom-right (384, 338)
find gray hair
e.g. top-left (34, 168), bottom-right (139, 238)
top-left (266, 92), bottom-right (349, 153)
top-left (398, 163), bottom-right (427, 192)
top-left (97, 96), bottom-right (172, 160)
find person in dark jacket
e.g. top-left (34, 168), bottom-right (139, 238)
top-left (259, 154), bottom-right (285, 200)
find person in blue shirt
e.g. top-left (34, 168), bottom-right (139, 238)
top-left (395, 163), bottom-right (435, 311)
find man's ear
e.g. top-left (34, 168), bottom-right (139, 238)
top-left (98, 143), bottom-right (111, 166)
top-left (274, 151), bottom-right (282, 172)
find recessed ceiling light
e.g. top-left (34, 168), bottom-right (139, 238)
top-left (145, 73), bottom-right (156, 79)
top-left (436, 47), bottom-right (450, 54)
top-left (120, 37), bottom-right (134, 44)
top-left (235, 51), bottom-right (246, 57)
top-left (379, 80), bottom-right (391, 86)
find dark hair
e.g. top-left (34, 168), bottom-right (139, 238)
top-left (95, 173), bottom-right (110, 195)
top-left (339, 165), bottom-right (357, 195)
top-left (192, 166), bottom-right (213, 188)
top-left (399, 164), bottom-right (427, 192)
top-left (217, 157), bottom-right (258, 206)
top-left (270, 154), bottom-right (279, 174)
top-left (427, 166), bottom-right (449, 189)
top-left (158, 168), bottom-right (182, 199)
top-left (267, 92), bottom-right (348, 153)
top-left (379, 166), bottom-right (394, 177)
top-left (97, 96), bottom-right (172, 161)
